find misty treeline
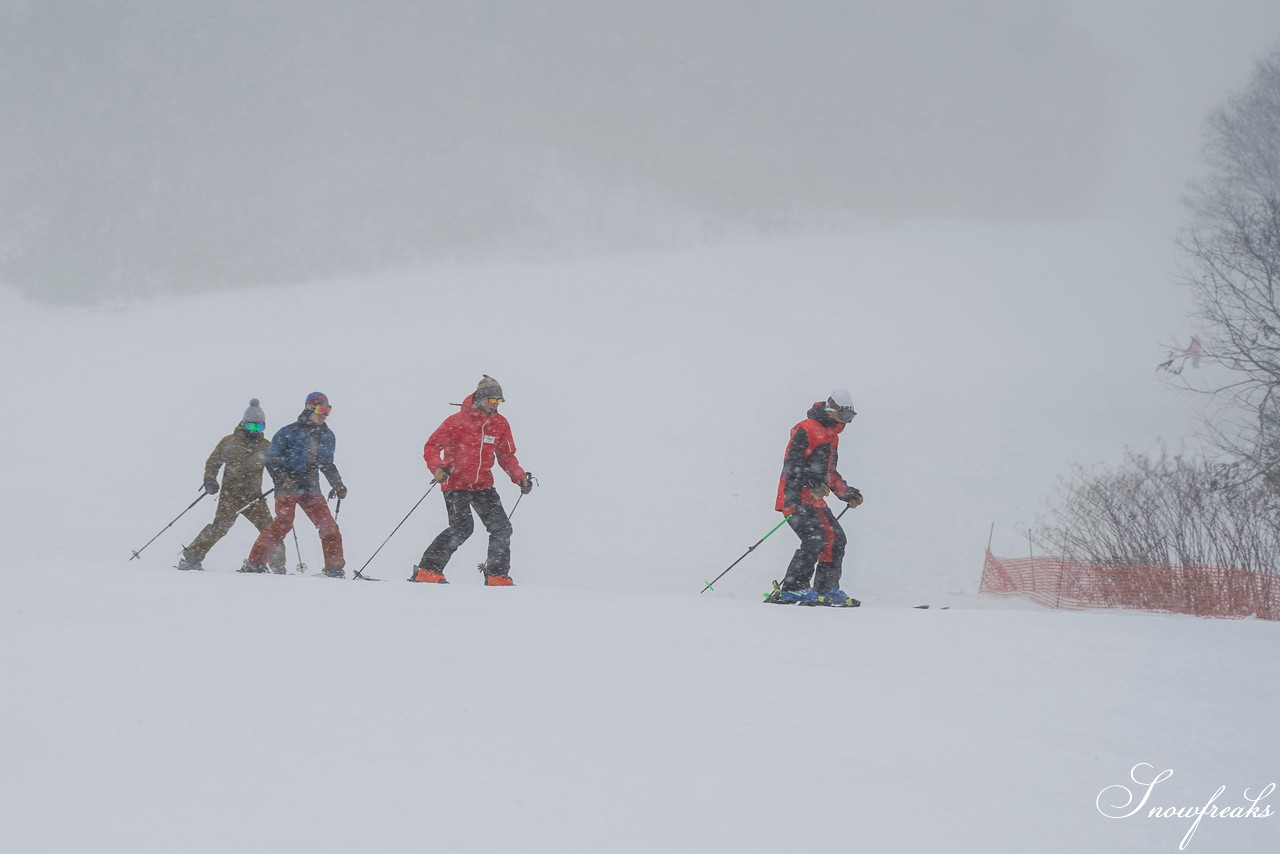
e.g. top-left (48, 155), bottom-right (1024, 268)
top-left (0, 1), bottom-right (1117, 302)
top-left (1043, 46), bottom-right (1280, 574)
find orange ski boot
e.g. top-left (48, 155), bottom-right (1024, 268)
top-left (409, 566), bottom-right (449, 583)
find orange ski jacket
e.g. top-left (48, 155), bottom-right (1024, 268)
top-left (776, 402), bottom-right (854, 514)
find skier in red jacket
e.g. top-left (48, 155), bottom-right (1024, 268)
top-left (410, 375), bottom-right (534, 586)
top-left (768, 390), bottom-right (864, 606)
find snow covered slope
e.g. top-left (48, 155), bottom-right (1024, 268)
top-left (2, 223), bottom-right (1273, 852)
top-left (3, 564), bottom-right (1275, 853)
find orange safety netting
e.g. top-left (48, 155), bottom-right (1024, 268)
top-left (980, 550), bottom-right (1280, 621)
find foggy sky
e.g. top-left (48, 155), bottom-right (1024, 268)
top-left (1, 0), bottom-right (1278, 301)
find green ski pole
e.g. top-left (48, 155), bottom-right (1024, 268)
top-left (701, 514), bottom-right (793, 593)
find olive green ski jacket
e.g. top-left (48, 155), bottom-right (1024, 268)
top-left (203, 427), bottom-right (270, 498)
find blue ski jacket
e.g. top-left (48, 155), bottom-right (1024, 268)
top-left (265, 415), bottom-right (343, 495)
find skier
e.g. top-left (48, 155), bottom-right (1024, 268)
top-left (177, 399), bottom-right (285, 573)
top-left (240, 392), bottom-right (348, 578)
top-left (410, 375), bottom-right (534, 586)
top-left (768, 390), bottom-right (864, 606)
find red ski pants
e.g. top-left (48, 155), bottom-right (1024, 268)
top-left (249, 493), bottom-right (344, 569)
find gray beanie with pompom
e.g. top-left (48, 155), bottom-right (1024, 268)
top-left (243, 398), bottom-right (266, 426)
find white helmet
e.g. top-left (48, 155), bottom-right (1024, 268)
top-left (825, 389), bottom-right (857, 423)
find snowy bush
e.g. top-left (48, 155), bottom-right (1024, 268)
top-left (1040, 448), bottom-right (1280, 574)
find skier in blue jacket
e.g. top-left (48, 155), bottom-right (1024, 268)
top-left (240, 392), bottom-right (348, 577)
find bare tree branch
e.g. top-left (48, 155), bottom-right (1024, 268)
top-left (1162, 47), bottom-right (1280, 482)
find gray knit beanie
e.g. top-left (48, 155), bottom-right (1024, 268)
top-left (476, 374), bottom-right (504, 401)
top-left (243, 398), bottom-right (266, 425)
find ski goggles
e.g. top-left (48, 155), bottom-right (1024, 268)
top-left (244, 422), bottom-right (265, 433)
top-left (485, 397), bottom-right (504, 406)
top-left (310, 404), bottom-right (333, 416)
top-left (829, 404), bottom-right (857, 423)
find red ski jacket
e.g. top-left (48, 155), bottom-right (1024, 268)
top-left (423, 393), bottom-right (526, 491)
top-left (775, 402), bottom-right (854, 514)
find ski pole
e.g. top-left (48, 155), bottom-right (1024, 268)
top-left (834, 492), bottom-right (865, 521)
top-left (507, 475), bottom-right (538, 520)
top-left (352, 482), bottom-right (438, 580)
top-left (129, 487), bottom-right (210, 560)
top-left (234, 488), bottom-right (275, 516)
top-left (292, 526), bottom-right (307, 574)
top-left (700, 514), bottom-right (793, 593)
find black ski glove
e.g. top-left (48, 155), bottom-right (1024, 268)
top-left (329, 484), bottom-right (348, 500)
top-left (518, 473), bottom-right (535, 495)
top-left (845, 488), bottom-right (864, 508)
top-left (203, 478), bottom-right (220, 495)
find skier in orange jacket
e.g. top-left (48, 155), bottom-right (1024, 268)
top-left (770, 390), bottom-right (863, 606)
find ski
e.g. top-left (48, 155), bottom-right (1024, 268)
top-left (762, 581), bottom-right (946, 609)
top-left (763, 580), bottom-right (857, 607)
top-left (763, 596), bottom-right (820, 607)
top-left (764, 598), bottom-right (948, 609)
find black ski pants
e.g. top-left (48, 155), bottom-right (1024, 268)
top-left (781, 504), bottom-right (847, 592)
top-left (419, 487), bottom-right (513, 576)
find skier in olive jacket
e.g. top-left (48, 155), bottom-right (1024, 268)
top-left (769, 390), bottom-right (864, 606)
top-left (241, 392), bottom-right (348, 578)
top-left (410, 375), bottom-right (534, 586)
top-left (179, 399), bottom-right (285, 572)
